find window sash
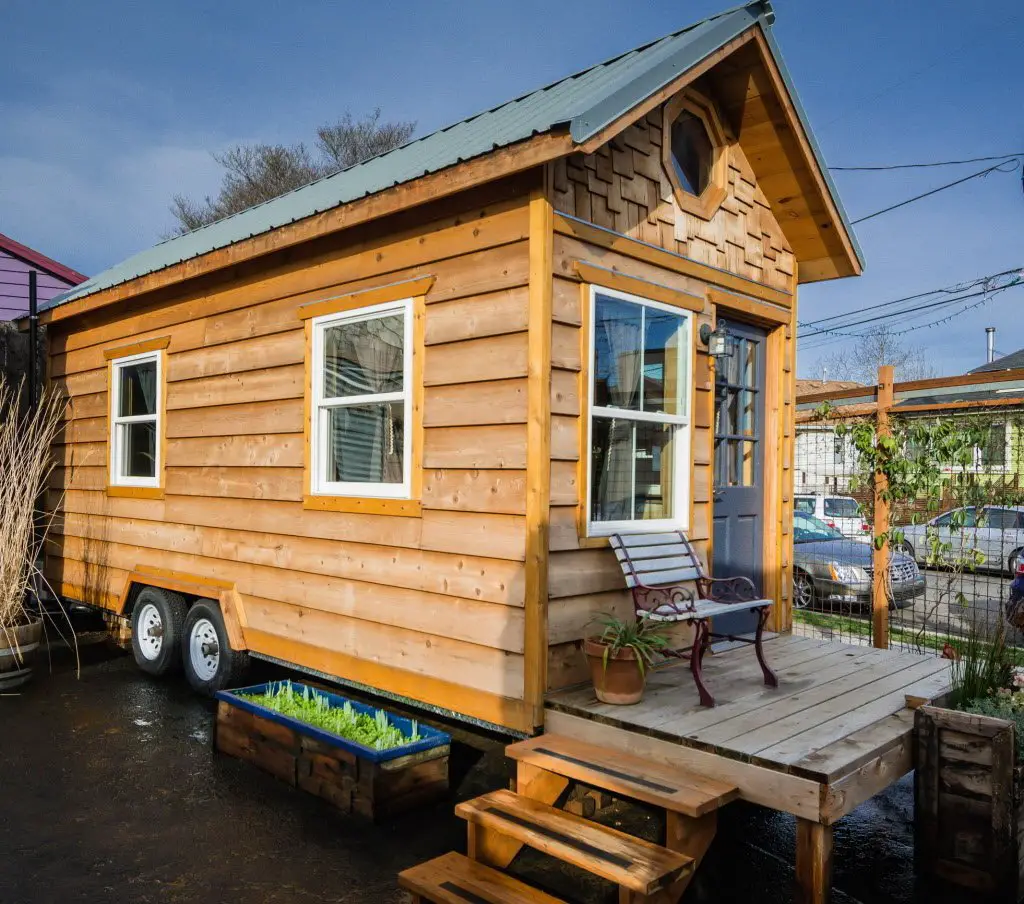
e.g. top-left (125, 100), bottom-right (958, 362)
top-left (109, 351), bottom-right (161, 487)
top-left (311, 299), bottom-right (413, 498)
top-left (586, 286), bottom-right (692, 536)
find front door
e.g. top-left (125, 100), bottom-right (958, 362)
top-left (712, 321), bottom-right (767, 636)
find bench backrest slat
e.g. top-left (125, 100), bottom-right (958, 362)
top-left (610, 530), bottom-right (705, 589)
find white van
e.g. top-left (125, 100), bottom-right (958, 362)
top-left (794, 494), bottom-right (871, 541)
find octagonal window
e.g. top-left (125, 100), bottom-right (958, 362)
top-left (670, 110), bottom-right (714, 197)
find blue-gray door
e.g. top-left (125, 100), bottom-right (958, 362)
top-left (711, 321), bottom-right (767, 636)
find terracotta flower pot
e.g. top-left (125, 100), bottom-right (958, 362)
top-left (0, 618), bottom-right (42, 691)
top-left (584, 637), bottom-right (647, 705)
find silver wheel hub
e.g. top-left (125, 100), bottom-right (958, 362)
top-left (137, 603), bottom-right (164, 661)
top-left (189, 618), bottom-right (220, 682)
top-left (794, 578), bottom-right (812, 609)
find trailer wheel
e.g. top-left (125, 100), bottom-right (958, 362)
top-left (182, 599), bottom-right (249, 695)
top-left (131, 587), bottom-right (187, 677)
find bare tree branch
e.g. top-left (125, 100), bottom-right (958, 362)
top-left (168, 110), bottom-right (416, 236)
top-left (808, 325), bottom-right (937, 384)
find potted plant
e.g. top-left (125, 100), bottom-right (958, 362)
top-left (0, 378), bottom-right (64, 691)
top-left (915, 620), bottom-right (1024, 901)
top-left (583, 615), bottom-right (669, 705)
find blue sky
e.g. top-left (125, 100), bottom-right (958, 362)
top-left (2, 0), bottom-right (1022, 375)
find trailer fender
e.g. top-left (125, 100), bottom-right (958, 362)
top-left (117, 565), bottom-right (249, 652)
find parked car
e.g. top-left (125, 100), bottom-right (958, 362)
top-left (792, 512), bottom-right (925, 610)
top-left (794, 493), bottom-right (871, 540)
top-left (895, 506), bottom-right (1024, 575)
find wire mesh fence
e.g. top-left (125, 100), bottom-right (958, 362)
top-left (791, 395), bottom-right (1024, 659)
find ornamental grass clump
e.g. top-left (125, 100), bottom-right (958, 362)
top-left (243, 682), bottom-right (421, 751)
top-left (0, 378), bottom-right (64, 648)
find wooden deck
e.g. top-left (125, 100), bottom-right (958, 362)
top-left (546, 634), bottom-right (952, 827)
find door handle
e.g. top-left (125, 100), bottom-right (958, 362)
top-left (713, 494), bottom-right (724, 503)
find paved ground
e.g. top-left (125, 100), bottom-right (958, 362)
top-left (1, 622), bottom-right (970, 904)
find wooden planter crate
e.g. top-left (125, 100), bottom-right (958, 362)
top-left (215, 682), bottom-right (451, 821)
top-left (915, 704), bottom-right (1024, 901)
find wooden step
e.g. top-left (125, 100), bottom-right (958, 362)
top-left (506, 733), bottom-right (738, 817)
top-left (399, 851), bottom-right (567, 903)
top-left (456, 789), bottom-right (692, 896)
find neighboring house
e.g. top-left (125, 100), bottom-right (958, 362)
top-left (35, 0), bottom-right (862, 734)
top-left (796, 369), bottom-right (1024, 496)
top-left (795, 380), bottom-right (863, 492)
top-left (0, 231), bottom-right (86, 386)
top-left (0, 231), bottom-right (86, 320)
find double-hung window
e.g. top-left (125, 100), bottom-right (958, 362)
top-left (587, 287), bottom-right (692, 535)
top-left (310, 299), bottom-right (412, 498)
top-left (110, 351), bottom-right (162, 487)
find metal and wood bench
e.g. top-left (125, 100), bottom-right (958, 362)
top-left (610, 530), bottom-right (778, 706)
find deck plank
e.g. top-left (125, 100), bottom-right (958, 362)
top-left (752, 660), bottom-right (951, 765)
top-left (651, 644), bottom-right (883, 737)
top-left (691, 649), bottom-right (929, 748)
top-left (686, 648), bottom-right (894, 745)
top-left (608, 639), bottom-right (841, 731)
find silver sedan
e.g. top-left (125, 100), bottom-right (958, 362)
top-left (895, 506), bottom-right (1024, 575)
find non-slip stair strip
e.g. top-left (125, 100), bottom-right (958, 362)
top-left (531, 746), bottom-right (677, 795)
top-left (439, 881), bottom-right (493, 904)
top-left (480, 805), bottom-right (633, 869)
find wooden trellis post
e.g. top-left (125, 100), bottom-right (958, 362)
top-left (873, 365), bottom-right (894, 649)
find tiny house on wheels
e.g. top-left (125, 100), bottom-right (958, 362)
top-left (38, 0), bottom-right (861, 735)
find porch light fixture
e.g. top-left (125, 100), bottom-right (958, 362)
top-left (700, 321), bottom-right (731, 360)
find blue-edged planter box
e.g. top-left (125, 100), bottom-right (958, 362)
top-left (214, 681), bottom-right (451, 820)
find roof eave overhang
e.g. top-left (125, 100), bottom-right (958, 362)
top-left (35, 129), bottom-right (573, 327)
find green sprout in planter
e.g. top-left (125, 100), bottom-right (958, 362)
top-left (241, 682), bottom-right (421, 751)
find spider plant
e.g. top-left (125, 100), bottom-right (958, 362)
top-left (593, 614), bottom-right (671, 678)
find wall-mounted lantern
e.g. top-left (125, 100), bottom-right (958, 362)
top-left (699, 321), bottom-right (732, 361)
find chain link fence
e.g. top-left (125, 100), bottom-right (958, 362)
top-left (791, 394), bottom-right (1024, 657)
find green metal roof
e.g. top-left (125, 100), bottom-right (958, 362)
top-left (47, 0), bottom-right (861, 312)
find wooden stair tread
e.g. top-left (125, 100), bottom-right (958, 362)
top-left (455, 789), bottom-right (692, 895)
top-left (399, 851), bottom-right (566, 904)
top-left (506, 733), bottom-right (738, 817)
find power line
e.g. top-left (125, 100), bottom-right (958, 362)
top-left (850, 159), bottom-right (1021, 225)
top-left (799, 267), bottom-right (1024, 329)
top-left (831, 152), bottom-right (1024, 171)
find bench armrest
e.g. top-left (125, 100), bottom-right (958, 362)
top-left (698, 575), bottom-right (758, 603)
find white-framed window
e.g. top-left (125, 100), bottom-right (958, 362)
top-left (976, 422), bottom-right (1010, 471)
top-left (109, 351), bottom-right (162, 487)
top-left (586, 286), bottom-right (693, 536)
top-left (310, 299), bottom-right (413, 498)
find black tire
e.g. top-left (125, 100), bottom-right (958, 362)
top-left (899, 541), bottom-right (916, 561)
top-left (181, 599), bottom-right (249, 695)
top-left (130, 586), bottom-right (187, 677)
top-left (793, 571), bottom-right (815, 610)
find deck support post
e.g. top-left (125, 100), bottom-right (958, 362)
top-left (795, 819), bottom-right (833, 904)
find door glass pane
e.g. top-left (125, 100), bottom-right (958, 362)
top-left (593, 295), bottom-right (642, 411)
top-left (642, 307), bottom-right (687, 415)
top-left (118, 361), bottom-right (157, 417)
top-left (323, 313), bottom-right (404, 399)
top-left (739, 441), bottom-right (756, 486)
top-left (740, 338), bottom-right (756, 387)
top-left (738, 390), bottom-right (756, 437)
top-left (119, 421), bottom-right (156, 478)
top-left (324, 402), bottom-right (404, 484)
top-left (591, 415), bottom-right (675, 522)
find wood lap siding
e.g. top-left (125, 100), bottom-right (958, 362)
top-left (46, 189), bottom-right (534, 727)
top-left (544, 93), bottom-right (797, 689)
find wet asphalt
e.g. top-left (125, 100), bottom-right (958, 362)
top-left (0, 623), bottom-right (971, 904)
